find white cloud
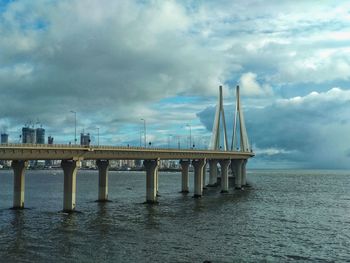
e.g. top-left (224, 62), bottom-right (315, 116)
top-left (254, 147), bottom-right (297, 156)
top-left (275, 53), bottom-right (350, 84)
top-left (277, 87), bottom-right (350, 106)
top-left (239, 72), bottom-right (273, 96)
top-left (0, 0), bottom-right (232, 127)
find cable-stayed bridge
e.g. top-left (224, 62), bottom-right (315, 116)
top-left (0, 86), bottom-right (254, 212)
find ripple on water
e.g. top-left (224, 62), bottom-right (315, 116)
top-left (0, 169), bottom-right (349, 262)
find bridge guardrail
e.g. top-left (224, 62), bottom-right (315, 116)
top-left (0, 143), bottom-right (254, 155)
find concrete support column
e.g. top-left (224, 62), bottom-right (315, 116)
top-left (12, 160), bottom-right (28, 209)
top-left (202, 162), bottom-right (207, 189)
top-left (208, 160), bottom-right (218, 187)
top-left (231, 159), bottom-right (243, 189)
top-left (143, 159), bottom-right (159, 204)
top-left (179, 160), bottom-right (190, 193)
top-left (192, 159), bottom-right (206, 198)
top-left (96, 160), bottom-right (110, 201)
top-left (61, 160), bottom-right (78, 212)
top-left (156, 159), bottom-right (160, 196)
top-left (219, 159), bottom-right (230, 193)
top-left (241, 159), bottom-right (247, 186)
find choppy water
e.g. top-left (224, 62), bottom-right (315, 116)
top-left (0, 169), bottom-right (349, 262)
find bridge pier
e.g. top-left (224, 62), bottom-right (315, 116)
top-left (96, 160), bottom-right (110, 202)
top-left (202, 162), bottom-right (207, 189)
top-left (231, 159), bottom-right (243, 189)
top-left (156, 159), bottom-right (160, 196)
top-left (192, 159), bottom-right (206, 198)
top-left (219, 159), bottom-right (230, 193)
top-left (143, 159), bottom-right (159, 204)
top-left (179, 160), bottom-right (190, 193)
top-left (62, 160), bottom-right (78, 212)
top-left (12, 160), bottom-right (28, 209)
top-left (241, 159), bottom-right (247, 186)
top-left (208, 159), bottom-right (218, 186)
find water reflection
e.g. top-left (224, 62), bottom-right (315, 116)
top-left (9, 210), bottom-right (27, 257)
top-left (192, 197), bottom-right (206, 212)
top-left (96, 201), bottom-right (109, 217)
top-left (144, 204), bottom-right (160, 229)
top-left (60, 211), bottom-right (78, 229)
top-left (54, 212), bottom-right (79, 260)
top-left (89, 202), bottom-right (112, 237)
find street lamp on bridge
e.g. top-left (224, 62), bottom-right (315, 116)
top-left (96, 127), bottom-right (99, 146)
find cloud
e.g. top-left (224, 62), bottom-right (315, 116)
top-left (0, 0), bottom-right (232, 137)
top-left (254, 147), bottom-right (297, 156)
top-left (239, 72), bottom-right (273, 96)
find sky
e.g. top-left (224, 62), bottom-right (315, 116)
top-left (1, 0), bottom-right (350, 168)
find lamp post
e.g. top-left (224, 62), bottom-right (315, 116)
top-left (186, 124), bottom-right (192, 149)
top-left (139, 128), bottom-right (142, 147)
top-left (140, 118), bottom-right (146, 147)
top-left (70, 110), bottom-right (77, 145)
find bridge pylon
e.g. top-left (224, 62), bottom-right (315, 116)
top-left (231, 85), bottom-right (251, 152)
top-left (209, 86), bottom-right (228, 151)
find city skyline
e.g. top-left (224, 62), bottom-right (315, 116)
top-left (1, 0), bottom-right (350, 168)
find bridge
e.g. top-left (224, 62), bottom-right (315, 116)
top-left (0, 86), bottom-right (254, 212)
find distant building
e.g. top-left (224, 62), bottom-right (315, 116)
top-left (21, 126), bottom-right (46, 144)
top-left (36, 128), bottom-right (45, 144)
top-left (81, 160), bottom-right (95, 169)
top-left (0, 133), bottom-right (9, 166)
top-left (1, 133), bottom-right (8, 144)
top-left (135, 159), bottom-right (142, 167)
top-left (21, 125), bottom-right (46, 167)
top-left (109, 160), bottom-right (121, 169)
top-left (22, 127), bottom-right (36, 143)
top-left (45, 136), bottom-right (54, 167)
top-left (48, 136), bottom-right (54, 144)
top-left (80, 133), bottom-right (90, 146)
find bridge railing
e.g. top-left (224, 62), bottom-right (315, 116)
top-left (0, 143), bottom-right (203, 151)
top-left (0, 143), bottom-right (253, 154)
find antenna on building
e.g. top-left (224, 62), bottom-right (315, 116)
top-left (209, 85), bottom-right (228, 150)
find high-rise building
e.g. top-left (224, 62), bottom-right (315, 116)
top-left (45, 136), bottom-right (54, 167)
top-left (36, 128), bottom-right (45, 144)
top-left (48, 136), bottom-right (54, 144)
top-left (1, 133), bottom-right (8, 144)
top-left (22, 127), bottom-right (36, 143)
top-left (21, 126), bottom-right (47, 144)
top-left (80, 133), bottom-right (90, 146)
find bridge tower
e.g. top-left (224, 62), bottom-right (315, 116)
top-left (209, 86), bottom-right (228, 151)
top-left (231, 85), bottom-right (251, 152)
top-left (230, 85), bottom-right (251, 189)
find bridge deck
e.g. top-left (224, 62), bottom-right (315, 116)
top-left (0, 144), bottom-right (254, 160)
